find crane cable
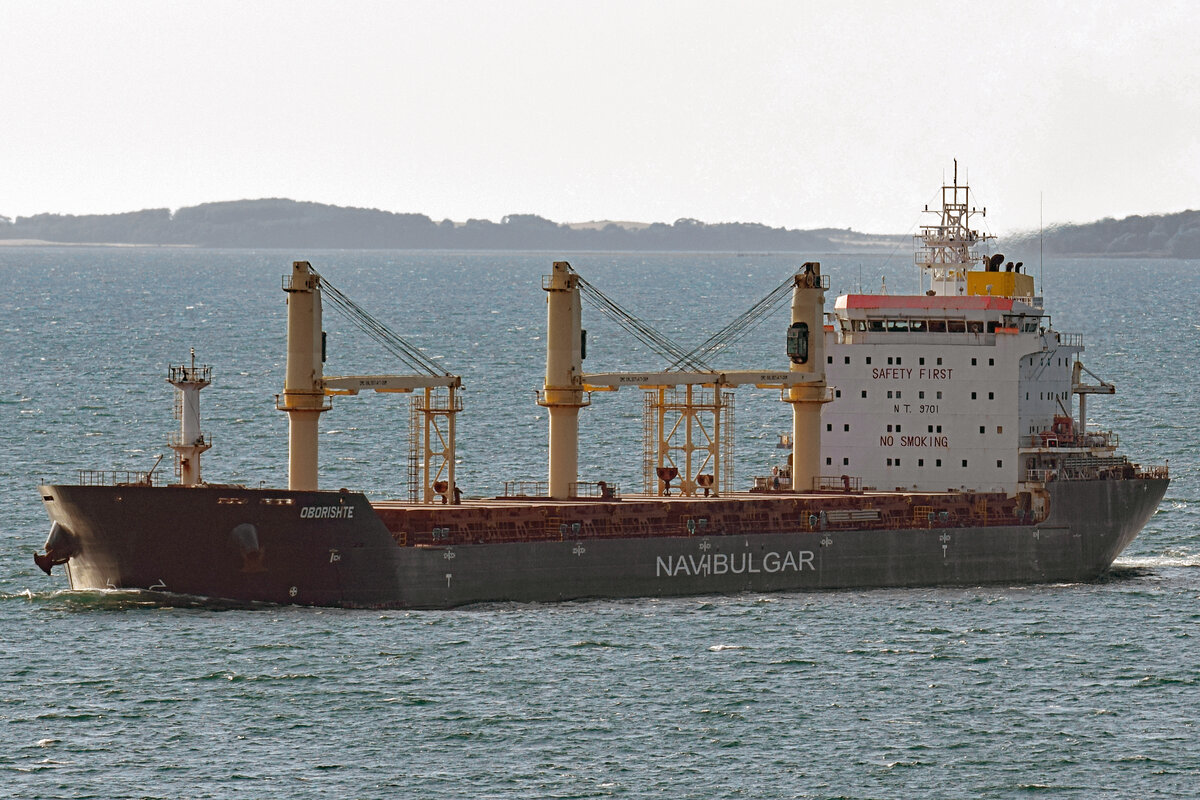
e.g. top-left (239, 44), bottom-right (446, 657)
top-left (668, 274), bottom-right (795, 369)
top-left (313, 269), bottom-right (452, 377)
top-left (573, 273), bottom-right (712, 372)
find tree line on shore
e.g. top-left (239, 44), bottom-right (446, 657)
top-left (1, 198), bottom-right (1197, 257)
top-left (0, 200), bottom-right (870, 251)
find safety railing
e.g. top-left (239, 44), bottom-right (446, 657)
top-left (77, 469), bottom-right (164, 487)
top-left (571, 481), bottom-right (620, 500)
top-left (502, 480), bottom-right (547, 498)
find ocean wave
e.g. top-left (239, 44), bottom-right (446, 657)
top-left (567, 640), bottom-right (631, 649)
top-left (188, 671), bottom-right (320, 683)
top-left (1, 587), bottom-right (269, 611)
top-left (1114, 552), bottom-right (1200, 569)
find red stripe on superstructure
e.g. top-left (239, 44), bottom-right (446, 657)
top-left (842, 294), bottom-right (1015, 311)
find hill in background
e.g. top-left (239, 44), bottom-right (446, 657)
top-left (0, 198), bottom-right (1197, 257)
top-left (0, 200), bottom-right (897, 252)
top-left (1006, 211), bottom-right (1200, 258)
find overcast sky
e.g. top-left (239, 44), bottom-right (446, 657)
top-left (2, 0), bottom-right (1196, 234)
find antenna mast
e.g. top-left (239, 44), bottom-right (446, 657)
top-left (914, 160), bottom-right (993, 296)
top-left (1039, 191), bottom-right (1044, 296)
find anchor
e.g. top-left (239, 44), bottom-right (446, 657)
top-left (33, 522), bottom-right (76, 575)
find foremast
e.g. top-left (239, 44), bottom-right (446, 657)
top-left (167, 350), bottom-right (212, 485)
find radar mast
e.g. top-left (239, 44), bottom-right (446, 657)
top-left (915, 160), bottom-right (994, 296)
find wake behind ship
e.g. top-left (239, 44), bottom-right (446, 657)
top-left (34, 170), bottom-right (1168, 608)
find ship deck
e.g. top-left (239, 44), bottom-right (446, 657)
top-left (368, 489), bottom-right (1033, 548)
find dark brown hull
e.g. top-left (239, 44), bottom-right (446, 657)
top-left (36, 478), bottom-right (1168, 608)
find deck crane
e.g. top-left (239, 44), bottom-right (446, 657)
top-left (1072, 360), bottom-right (1115, 437)
top-left (277, 261), bottom-right (461, 501)
top-left (539, 261), bottom-right (830, 500)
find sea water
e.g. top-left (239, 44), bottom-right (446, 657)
top-left (1, 248), bottom-right (1196, 799)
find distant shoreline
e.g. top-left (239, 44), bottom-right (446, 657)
top-left (0, 239), bottom-right (196, 248)
top-left (0, 240), bottom-right (1191, 258)
top-left (2, 198), bottom-right (1197, 257)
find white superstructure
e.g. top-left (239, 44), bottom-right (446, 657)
top-left (818, 166), bottom-right (1116, 495)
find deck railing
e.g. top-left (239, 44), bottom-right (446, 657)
top-left (1022, 430), bottom-right (1118, 449)
top-left (77, 469), bottom-right (164, 487)
top-left (570, 481), bottom-right (620, 500)
top-left (502, 480), bottom-right (548, 498)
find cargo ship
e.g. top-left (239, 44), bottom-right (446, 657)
top-left (34, 169), bottom-right (1168, 607)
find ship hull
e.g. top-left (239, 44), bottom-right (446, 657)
top-left (38, 478), bottom-right (1167, 608)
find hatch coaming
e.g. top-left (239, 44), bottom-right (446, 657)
top-left (371, 490), bottom-right (1038, 548)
